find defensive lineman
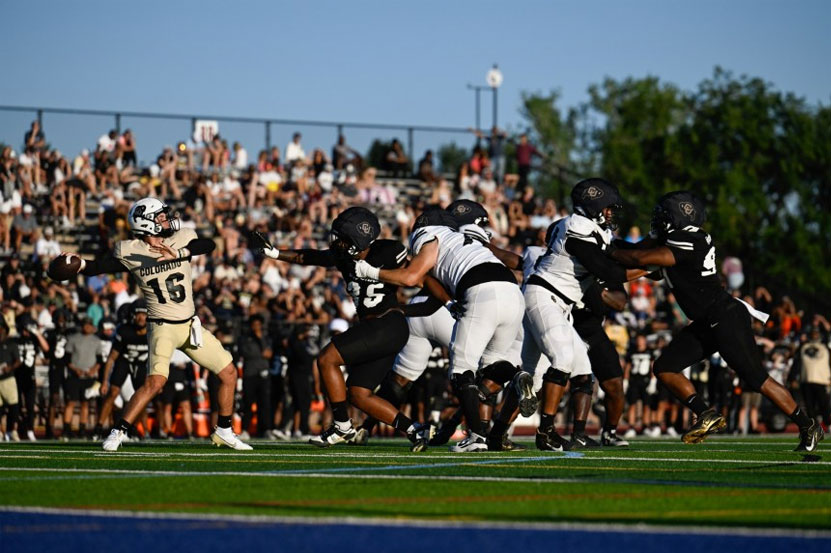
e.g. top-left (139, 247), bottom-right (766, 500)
top-left (54, 198), bottom-right (251, 451)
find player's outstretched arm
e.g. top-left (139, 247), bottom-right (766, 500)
top-left (610, 246), bottom-right (676, 269)
top-left (485, 242), bottom-right (522, 271)
top-left (565, 238), bottom-right (643, 284)
top-left (255, 231), bottom-right (336, 267)
top-left (75, 253), bottom-right (129, 276)
top-left (356, 240), bottom-right (439, 288)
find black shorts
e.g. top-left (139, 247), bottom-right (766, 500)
top-left (110, 362), bottom-right (130, 388)
top-left (654, 298), bottom-right (769, 392)
top-left (63, 376), bottom-right (96, 402)
top-left (626, 376), bottom-right (650, 405)
top-left (161, 378), bottom-right (190, 405)
top-left (581, 325), bottom-right (623, 382)
top-left (49, 367), bottom-right (65, 395)
top-left (331, 310), bottom-right (409, 390)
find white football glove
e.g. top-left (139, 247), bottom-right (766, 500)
top-left (262, 246), bottom-right (280, 260)
top-left (646, 376), bottom-right (658, 395)
top-left (353, 260), bottom-right (380, 280)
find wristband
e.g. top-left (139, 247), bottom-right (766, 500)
top-left (178, 247), bottom-right (191, 259)
top-left (366, 264), bottom-right (380, 280)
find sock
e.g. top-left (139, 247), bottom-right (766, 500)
top-left (790, 407), bottom-right (812, 430)
top-left (490, 419), bottom-right (509, 438)
top-left (217, 415), bottom-right (232, 429)
top-left (480, 419), bottom-right (491, 432)
top-left (360, 417), bottom-right (379, 433)
top-left (539, 413), bottom-right (554, 432)
top-left (330, 401), bottom-right (350, 423)
top-left (683, 393), bottom-right (709, 416)
top-left (573, 420), bottom-right (586, 435)
top-left (392, 413), bottom-right (413, 434)
top-left (603, 422), bottom-right (616, 433)
top-left (458, 387), bottom-right (484, 435)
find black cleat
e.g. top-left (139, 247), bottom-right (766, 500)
top-left (570, 433), bottom-right (601, 449)
top-left (407, 422), bottom-right (435, 453)
top-left (681, 408), bottom-right (726, 444)
top-left (795, 421), bottom-right (824, 453)
top-left (536, 428), bottom-right (572, 452)
top-left (500, 435), bottom-right (527, 451)
top-left (512, 371), bottom-right (539, 417)
top-left (600, 430), bottom-right (629, 447)
top-left (486, 429), bottom-right (526, 451)
top-left (429, 411), bottom-right (463, 446)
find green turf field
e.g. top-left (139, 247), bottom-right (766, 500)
top-left (1, 436), bottom-right (829, 529)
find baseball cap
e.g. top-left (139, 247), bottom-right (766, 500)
top-left (23, 204), bottom-right (33, 214)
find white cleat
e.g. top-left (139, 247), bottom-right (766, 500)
top-left (102, 429), bottom-right (126, 451)
top-left (26, 430), bottom-right (37, 442)
top-left (309, 423), bottom-right (356, 448)
top-left (449, 432), bottom-right (488, 452)
top-left (210, 427), bottom-right (253, 450)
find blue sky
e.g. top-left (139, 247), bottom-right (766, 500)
top-left (1, 0), bottom-right (829, 163)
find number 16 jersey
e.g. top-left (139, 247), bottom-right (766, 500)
top-left (114, 228), bottom-right (198, 322)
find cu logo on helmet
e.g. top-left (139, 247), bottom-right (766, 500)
top-left (679, 202), bottom-right (696, 219)
top-left (582, 186), bottom-right (604, 200)
top-left (357, 222), bottom-right (373, 236)
top-left (454, 204), bottom-right (471, 215)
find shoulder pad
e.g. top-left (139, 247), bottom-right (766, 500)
top-left (371, 239), bottom-right (408, 268)
top-left (459, 224), bottom-right (490, 244)
top-left (565, 215), bottom-right (605, 244)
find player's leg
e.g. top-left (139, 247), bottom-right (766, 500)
top-left (585, 330), bottom-right (627, 446)
top-left (566, 332), bottom-right (598, 448)
top-left (711, 301), bottom-right (820, 450)
top-left (653, 322), bottom-right (724, 443)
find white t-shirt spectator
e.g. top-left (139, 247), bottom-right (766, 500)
top-left (35, 235), bottom-right (61, 261)
top-left (285, 141), bottom-right (305, 164)
top-left (233, 147), bottom-right (248, 169)
top-left (98, 133), bottom-right (116, 153)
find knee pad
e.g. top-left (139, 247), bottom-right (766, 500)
top-left (377, 373), bottom-right (413, 405)
top-left (570, 374), bottom-right (593, 396)
top-left (479, 360), bottom-right (520, 386)
top-left (451, 371), bottom-right (477, 396)
top-left (543, 367), bottom-right (569, 386)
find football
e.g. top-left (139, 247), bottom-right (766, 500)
top-left (48, 254), bottom-right (82, 281)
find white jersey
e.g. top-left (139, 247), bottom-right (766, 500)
top-left (522, 246), bottom-right (545, 283)
top-left (409, 225), bottom-right (502, 296)
top-left (531, 214), bottom-right (610, 307)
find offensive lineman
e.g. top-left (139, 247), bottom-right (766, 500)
top-left (354, 207), bottom-right (537, 452)
top-left (259, 206), bottom-right (434, 450)
top-left (52, 197), bottom-right (251, 451)
top-left (609, 191), bottom-right (823, 451)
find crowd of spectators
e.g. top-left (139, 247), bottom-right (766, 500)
top-left (0, 120), bottom-right (829, 441)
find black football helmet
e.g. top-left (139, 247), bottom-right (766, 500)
top-left (571, 178), bottom-right (623, 230)
top-left (411, 207), bottom-right (459, 232)
top-left (651, 191), bottom-right (707, 238)
top-left (330, 207), bottom-right (381, 257)
top-left (447, 200), bottom-right (489, 228)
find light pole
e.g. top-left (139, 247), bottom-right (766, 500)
top-left (466, 83), bottom-right (489, 132)
top-left (486, 64), bottom-right (503, 129)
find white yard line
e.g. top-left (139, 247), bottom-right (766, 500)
top-left (1, 505), bottom-right (829, 539)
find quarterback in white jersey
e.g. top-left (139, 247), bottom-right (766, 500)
top-left (355, 206), bottom-right (535, 452)
top-left (55, 198), bottom-right (251, 452)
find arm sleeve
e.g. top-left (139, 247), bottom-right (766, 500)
top-left (565, 237), bottom-right (628, 284)
top-left (292, 249), bottom-right (337, 267)
top-left (80, 253), bottom-right (129, 276)
top-left (401, 295), bottom-right (444, 318)
top-left (186, 238), bottom-right (215, 257)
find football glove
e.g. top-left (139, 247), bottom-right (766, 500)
top-left (445, 300), bottom-right (466, 320)
top-left (354, 259), bottom-right (380, 280)
top-left (254, 231), bottom-right (280, 259)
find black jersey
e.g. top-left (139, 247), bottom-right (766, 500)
top-left (337, 239), bottom-right (408, 319)
top-left (572, 281), bottom-right (624, 336)
top-left (44, 328), bottom-right (71, 371)
top-left (16, 336), bottom-right (39, 371)
top-left (113, 323), bottom-right (149, 373)
top-left (660, 229), bottom-right (729, 321)
top-left (626, 350), bottom-right (653, 378)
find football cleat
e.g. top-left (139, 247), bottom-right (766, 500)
top-left (570, 433), bottom-right (601, 449)
top-left (26, 430), bottom-right (37, 442)
top-left (346, 427), bottom-right (369, 446)
top-left (681, 409), bottom-right (726, 444)
top-left (623, 427), bottom-right (638, 439)
top-left (309, 423), bottom-right (356, 448)
top-left (429, 411), bottom-right (463, 446)
top-left (536, 428), bottom-right (572, 452)
top-left (407, 422), bottom-right (435, 453)
top-left (210, 427), bottom-right (254, 450)
top-left (600, 430), bottom-right (629, 447)
top-left (794, 421), bottom-right (824, 453)
top-left (487, 430), bottom-right (528, 452)
top-left (512, 371), bottom-right (539, 418)
top-left (102, 429), bottom-right (126, 451)
top-left (449, 433), bottom-right (488, 453)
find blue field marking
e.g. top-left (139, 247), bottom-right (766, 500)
top-left (1, 510), bottom-right (829, 553)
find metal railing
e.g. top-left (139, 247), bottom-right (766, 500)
top-left (0, 104), bottom-right (471, 164)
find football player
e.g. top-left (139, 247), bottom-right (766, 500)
top-left (521, 179), bottom-right (645, 450)
top-left (260, 207), bottom-right (434, 450)
top-left (54, 197), bottom-right (251, 451)
top-left (43, 309), bottom-right (72, 439)
top-left (15, 315), bottom-right (48, 441)
top-left (95, 300), bottom-right (150, 438)
top-left (609, 191), bottom-right (823, 451)
top-left (353, 206), bottom-right (536, 452)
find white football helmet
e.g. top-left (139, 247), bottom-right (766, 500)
top-left (128, 198), bottom-right (180, 237)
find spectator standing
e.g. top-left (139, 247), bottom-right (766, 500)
top-left (332, 135), bottom-right (360, 171)
top-left (722, 256), bottom-right (744, 293)
top-left (285, 132), bottom-right (306, 165)
top-left (24, 120), bottom-right (46, 152)
top-left (794, 327), bottom-right (831, 426)
top-left (239, 315), bottom-right (273, 438)
top-left (119, 129), bottom-right (137, 167)
top-left (515, 133), bottom-right (544, 189)
top-left (0, 321), bottom-right (21, 441)
top-left (62, 317), bottom-right (102, 439)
